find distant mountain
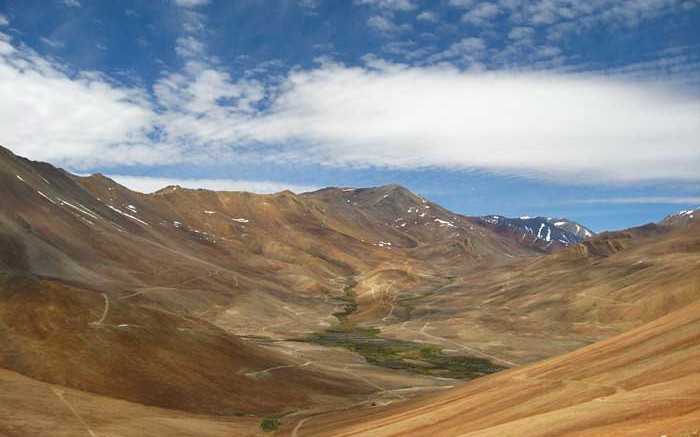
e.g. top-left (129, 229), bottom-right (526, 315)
top-left (300, 184), bottom-right (544, 262)
top-left (661, 206), bottom-right (699, 228)
top-left (475, 215), bottom-right (594, 248)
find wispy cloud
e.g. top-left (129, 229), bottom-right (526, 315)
top-left (461, 3), bottom-right (500, 25)
top-left (508, 27), bottom-right (536, 42)
top-left (367, 15), bottom-right (408, 34)
top-left (355, 0), bottom-right (417, 11)
top-left (297, 0), bottom-right (321, 12)
top-left (416, 11), bottom-right (439, 22)
top-left (356, 0), bottom-right (415, 36)
top-left (108, 175), bottom-right (319, 194)
top-left (568, 197), bottom-right (700, 205)
top-left (428, 37), bottom-right (487, 64)
top-left (40, 37), bottom-right (65, 48)
top-left (61, 0), bottom-right (82, 8)
top-left (173, 0), bottom-right (210, 7)
top-left (0, 14), bottom-right (9, 26)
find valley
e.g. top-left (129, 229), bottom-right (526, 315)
top-left (0, 145), bottom-right (698, 436)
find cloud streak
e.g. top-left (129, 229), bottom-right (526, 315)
top-left (245, 65), bottom-right (700, 183)
top-left (567, 197), bottom-right (700, 205)
top-left (108, 175), bottom-right (319, 194)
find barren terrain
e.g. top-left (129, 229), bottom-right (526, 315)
top-left (0, 145), bottom-right (698, 436)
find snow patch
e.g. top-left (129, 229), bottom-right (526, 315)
top-left (232, 217), bottom-right (249, 223)
top-left (107, 205), bottom-right (150, 226)
top-left (434, 218), bottom-right (455, 227)
top-left (59, 199), bottom-right (99, 220)
top-left (36, 191), bottom-right (56, 204)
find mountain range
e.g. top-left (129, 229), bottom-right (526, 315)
top-left (0, 145), bottom-right (698, 437)
top-left (477, 215), bottom-right (593, 247)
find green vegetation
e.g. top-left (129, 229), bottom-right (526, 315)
top-left (307, 326), bottom-right (504, 379)
top-left (303, 277), bottom-right (505, 380)
top-left (260, 415), bottom-right (281, 432)
top-left (331, 277), bottom-right (359, 329)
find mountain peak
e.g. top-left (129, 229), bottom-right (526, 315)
top-left (476, 215), bottom-right (594, 247)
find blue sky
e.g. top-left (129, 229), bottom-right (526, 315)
top-left (0, 0), bottom-right (699, 231)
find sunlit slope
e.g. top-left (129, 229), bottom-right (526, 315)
top-left (288, 300), bottom-right (700, 437)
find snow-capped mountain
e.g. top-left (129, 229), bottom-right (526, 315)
top-left (661, 206), bottom-right (699, 228)
top-left (476, 215), bottom-right (594, 246)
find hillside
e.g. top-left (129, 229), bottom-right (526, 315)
top-left (284, 299), bottom-right (700, 437)
top-left (0, 145), bottom-right (543, 419)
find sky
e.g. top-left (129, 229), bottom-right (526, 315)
top-left (0, 0), bottom-right (699, 232)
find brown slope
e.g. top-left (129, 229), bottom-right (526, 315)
top-left (372, 213), bottom-right (700, 371)
top-left (283, 299), bottom-right (700, 437)
top-left (0, 366), bottom-right (261, 437)
top-left (300, 185), bottom-right (539, 265)
top-left (0, 273), bottom-right (372, 415)
top-left (0, 146), bottom-right (383, 415)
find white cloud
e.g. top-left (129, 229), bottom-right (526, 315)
top-left (461, 3), bottom-right (500, 25)
top-left (298, 0), bottom-right (320, 10)
top-left (173, 0), bottom-right (210, 7)
top-left (355, 0), bottom-right (417, 11)
top-left (508, 26), bottom-right (535, 41)
top-left (61, 0), bottom-right (82, 7)
top-left (0, 14), bottom-right (9, 26)
top-left (428, 37), bottom-right (486, 63)
top-left (175, 35), bottom-right (205, 58)
top-left (243, 65), bottom-right (700, 183)
top-left (448, 0), bottom-right (475, 7)
top-left (0, 33), bottom-right (159, 167)
top-left (445, 1), bottom-right (699, 43)
top-left (502, 0), bottom-right (699, 39)
top-left (416, 11), bottom-right (439, 22)
top-left (367, 15), bottom-right (407, 34)
top-left (108, 175), bottom-right (319, 194)
top-left (0, 32), bottom-right (14, 55)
